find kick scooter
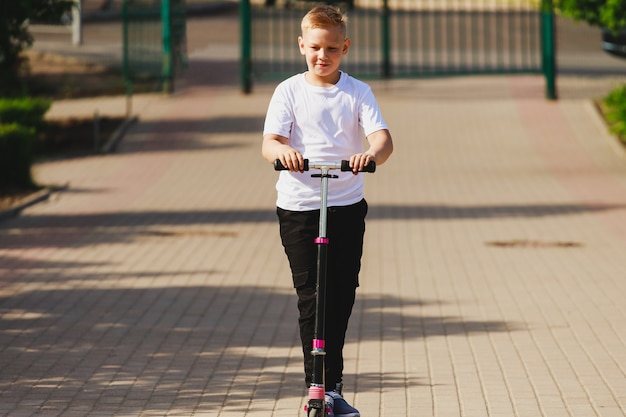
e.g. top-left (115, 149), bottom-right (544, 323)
top-left (274, 158), bottom-right (375, 417)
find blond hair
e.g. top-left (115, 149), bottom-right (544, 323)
top-left (301, 5), bottom-right (348, 37)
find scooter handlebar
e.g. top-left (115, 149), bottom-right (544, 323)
top-left (274, 159), bottom-right (376, 173)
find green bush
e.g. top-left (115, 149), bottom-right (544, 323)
top-left (0, 97), bottom-right (51, 189)
top-left (0, 97), bottom-right (51, 132)
top-left (603, 84), bottom-right (626, 140)
top-left (0, 123), bottom-right (37, 189)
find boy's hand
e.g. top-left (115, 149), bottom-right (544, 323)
top-left (277, 149), bottom-right (306, 173)
top-left (263, 134), bottom-right (305, 172)
top-left (349, 153), bottom-right (375, 175)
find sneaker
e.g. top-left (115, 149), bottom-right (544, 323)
top-left (326, 391), bottom-right (360, 417)
top-left (324, 394), bottom-right (335, 417)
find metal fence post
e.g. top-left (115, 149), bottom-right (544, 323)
top-left (162, 0), bottom-right (173, 93)
top-left (240, 0), bottom-right (252, 94)
top-left (540, 0), bottom-right (557, 100)
top-left (122, 0), bottom-right (133, 116)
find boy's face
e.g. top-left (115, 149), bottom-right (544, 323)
top-left (298, 25), bottom-right (350, 86)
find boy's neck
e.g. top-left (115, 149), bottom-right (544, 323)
top-left (305, 71), bottom-right (341, 87)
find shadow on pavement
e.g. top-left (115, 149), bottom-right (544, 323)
top-left (0, 201), bottom-right (622, 248)
top-left (116, 115), bottom-right (263, 153)
top-left (367, 202), bottom-right (626, 219)
top-left (0, 284), bottom-right (517, 414)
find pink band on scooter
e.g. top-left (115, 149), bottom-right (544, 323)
top-left (314, 237), bottom-right (329, 244)
top-left (313, 339), bottom-right (325, 349)
top-left (309, 386), bottom-right (325, 400)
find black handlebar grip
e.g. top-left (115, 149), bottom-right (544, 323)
top-left (340, 160), bottom-right (376, 173)
top-left (274, 159), bottom-right (309, 171)
top-left (273, 159), bottom-right (286, 170)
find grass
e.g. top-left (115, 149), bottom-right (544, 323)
top-left (602, 84), bottom-right (626, 145)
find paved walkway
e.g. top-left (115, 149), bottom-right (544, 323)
top-left (2, 8), bottom-right (626, 417)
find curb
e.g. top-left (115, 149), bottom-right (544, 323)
top-left (0, 186), bottom-right (56, 222)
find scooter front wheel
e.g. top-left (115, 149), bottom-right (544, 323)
top-left (305, 404), bottom-right (328, 417)
top-left (307, 408), bottom-right (321, 417)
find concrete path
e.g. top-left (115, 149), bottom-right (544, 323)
top-left (2, 8), bottom-right (626, 417)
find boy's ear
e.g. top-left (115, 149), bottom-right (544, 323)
top-left (298, 36), bottom-right (306, 55)
top-left (342, 38), bottom-right (351, 55)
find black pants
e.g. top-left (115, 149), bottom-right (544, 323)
top-left (277, 199), bottom-right (368, 390)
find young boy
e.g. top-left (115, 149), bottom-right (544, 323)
top-left (262, 5), bottom-right (393, 416)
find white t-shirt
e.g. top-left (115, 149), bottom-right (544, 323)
top-left (264, 71), bottom-right (388, 211)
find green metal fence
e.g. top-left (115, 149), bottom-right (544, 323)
top-left (122, 0), bottom-right (188, 94)
top-left (241, 0), bottom-right (556, 98)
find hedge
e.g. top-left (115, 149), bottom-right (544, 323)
top-left (0, 97), bottom-right (51, 132)
top-left (0, 97), bottom-right (51, 189)
top-left (0, 123), bottom-right (37, 189)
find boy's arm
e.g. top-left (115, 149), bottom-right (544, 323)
top-left (262, 134), bottom-right (306, 172)
top-left (349, 129), bottom-right (393, 173)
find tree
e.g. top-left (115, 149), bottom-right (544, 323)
top-left (555, 0), bottom-right (626, 32)
top-left (0, 0), bottom-right (74, 95)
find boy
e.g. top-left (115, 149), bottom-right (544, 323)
top-left (262, 5), bottom-right (393, 416)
